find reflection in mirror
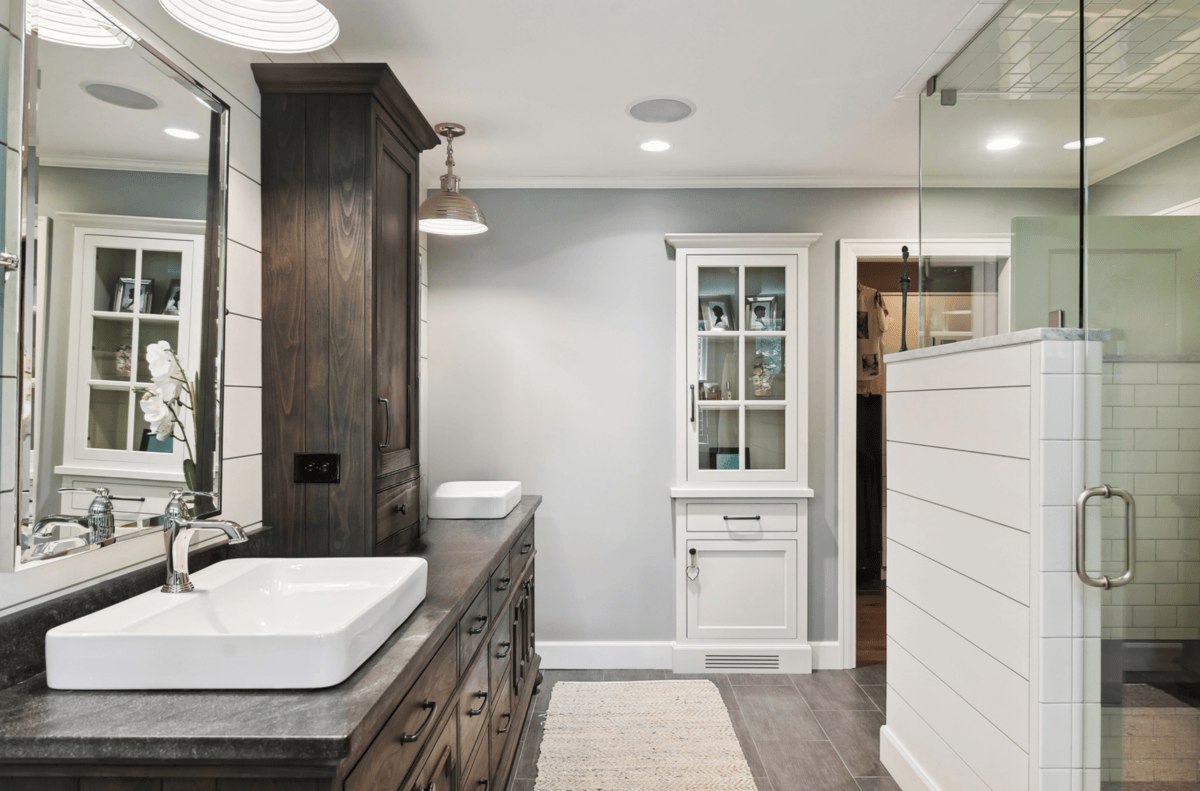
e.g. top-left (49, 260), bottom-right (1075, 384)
top-left (14, 0), bottom-right (229, 564)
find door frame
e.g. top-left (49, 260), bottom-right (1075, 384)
top-left (836, 238), bottom-right (1011, 668)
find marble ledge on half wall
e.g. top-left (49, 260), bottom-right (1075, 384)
top-left (884, 327), bottom-right (1111, 364)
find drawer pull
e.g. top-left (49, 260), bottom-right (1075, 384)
top-left (414, 745), bottom-right (451, 791)
top-left (467, 690), bottom-right (489, 716)
top-left (393, 503), bottom-right (408, 515)
top-left (399, 700), bottom-right (437, 744)
top-left (468, 615), bottom-right (488, 635)
top-left (478, 781), bottom-right (489, 789)
top-left (723, 515), bottom-right (761, 522)
top-left (495, 577), bottom-right (511, 592)
top-left (495, 640), bottom-right (512, 659)
top-left (519, 542), bottom-right (533, 555)
top-left (497, 711), bottom-right (512, 734)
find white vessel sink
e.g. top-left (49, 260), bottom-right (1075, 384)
top-left (429, 480), bottom-right (521, 519)
top-left (45, 557), bottom-right (428, 690)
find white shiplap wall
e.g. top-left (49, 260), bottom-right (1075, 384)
top-left (0, 0), bottom-right (266, 615)
top-left (881, 337), bottom-right (1103, 791)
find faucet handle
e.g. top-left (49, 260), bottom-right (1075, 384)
top-left (167, 489), bottom-right (215, 501)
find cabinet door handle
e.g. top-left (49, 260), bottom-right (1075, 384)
top-left (468, 615), bottom-right (488, 635)
top-left (690, 384), bottom-right (696, 423)
top-left (467, 690), bottom-right (489, 716)
top-left (520, 542), bottom-right (533, 555)
top-left (378, 397), bottom-right (392, 449)
top-left (399, 700), bottom-right (436, 743)
top-left (723, 515), bottom-right (761, 522)
top-left (495, 577), bottom-right (511, 592)
top-left (478, 781), bottom-right (489, 789)
top-left (497, 711), bottom-right (512, 734)
top-left (495, 641), bottom-right (512, 659)
top-left (393, 503), bottom-right (408, 515)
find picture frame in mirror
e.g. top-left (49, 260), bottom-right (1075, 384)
top-left (113, 277), bottom-right (153, 313)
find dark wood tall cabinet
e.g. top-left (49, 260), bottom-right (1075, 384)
top-left (254, 64), bottom-right (438, 556)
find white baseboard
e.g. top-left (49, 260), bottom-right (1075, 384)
top-left (537, 640), bottom-right (845, 672)
top-left (538, 641), bottom-right (674, 670)
top-left (881, 725), bottom-right (937, 791)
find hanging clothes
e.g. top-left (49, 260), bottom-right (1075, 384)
top-left (857, 394), bottom-right (883, 582)
top-left (856, 284), bottom-right (890, 397)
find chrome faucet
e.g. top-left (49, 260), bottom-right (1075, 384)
top-left (55, 487), bottom-right (147, 546)
top-left (25, 488), bottom-right (147, 561)
top-left (161, 489), bottom-right (248, 593)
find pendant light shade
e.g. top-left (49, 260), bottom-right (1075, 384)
top-left (29, 0), bottom-right (133, 48)
top-left (158, 0), bottom-right (339, 53)
top-left (419, 123), bottom-right (488, 236)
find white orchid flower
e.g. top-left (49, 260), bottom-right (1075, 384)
top-left (139, 392), bottom-right (175, 441)
top-left (145, 340), bottom-right (183, 401)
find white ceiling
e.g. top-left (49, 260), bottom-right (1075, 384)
top-left (319, 0), bottom-right (989, 188)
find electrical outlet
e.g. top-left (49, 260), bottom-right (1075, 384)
top-left (294, 453), bottom-right (340, 484)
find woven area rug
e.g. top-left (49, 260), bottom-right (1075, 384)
top-left (534, 680), bottom-right (758, 790)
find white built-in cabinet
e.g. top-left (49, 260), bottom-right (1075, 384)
top-left (667, 234), bottom-right (818, 674)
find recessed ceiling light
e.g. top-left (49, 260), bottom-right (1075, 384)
top-left (986, 137), bottom-right (1021, 151)
top-left (1063, 137), bottom-right (1105, 150)
top-left (82, 82), bottom-right (159, 110)
top-left (164, 127), bottom-right (201, 140)
top-left (640, 140), bottom-right (671, 153)
top-left (627, 97), bottom-right (696, 124)
top-left (158, 0), bottom-right (339, 53)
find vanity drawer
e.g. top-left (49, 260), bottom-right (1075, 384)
top-left (489, 555), bottom-right (513, 619)
top-left (462, 726), bottom-right (490, 791)
top-left (488, 608), bottom-right (514, 697)
top-left (459, 585), bottom-right (491, 667)
top-left (509, 523), bottom-right (535, 576)
top-left (684, 501), bottom-right (801, 533)
top-left (347, 633), bottom-right (457, 791)
top-left (489, 678), bottom-right (513, 786)
top-left (457, 644), bottom-right (491, 770)
top-left (377, 477), bottom-right (420, 543)
top-left (407, 712), bottom-right (458, 791)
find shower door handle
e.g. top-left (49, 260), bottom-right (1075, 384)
top-left (1075, 484), bottom-right (1136, 589)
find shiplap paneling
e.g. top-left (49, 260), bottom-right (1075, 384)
top-left (888, 387), bottom-right (1031, 458)
top-left (889, 490), bottom-right (1031, 602)
top-left (889, 590), bottom-right (1030, 749)
top-left (885, 688), bottom-right (991, 791)
top-left (888, 441), bottom-right (1030, 530)
top-left (887, 343), bottom-right (1031, 392)
top-left (888, 639), bottom-right (1029, 791)
top-left (888, 539), bottom-right (1030, 677)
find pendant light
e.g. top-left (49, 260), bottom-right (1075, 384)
top-left (158, 0), bottom-right (339, 54)
top-left (418, 123), bottom-right (488, 236)
top-left (29, 0), bottom-right (134, 48)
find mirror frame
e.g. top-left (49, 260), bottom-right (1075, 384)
top-left (11, 0), bottom-right (231, 566)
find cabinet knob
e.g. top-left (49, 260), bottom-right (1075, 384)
top-left (394, 503), bottom-right (407, 515)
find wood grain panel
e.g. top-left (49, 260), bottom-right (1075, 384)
top-left (260, 93), bottom-right (307, 556)
top-left (326, 94), bottom-right (370, 557)
top-left (302, 94), bottom-right (332, 557)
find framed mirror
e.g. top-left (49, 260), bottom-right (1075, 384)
top-left (10, 0), bottom-right (229, 565)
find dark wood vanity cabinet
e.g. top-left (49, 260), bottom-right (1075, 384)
top-left (254, 63), bottom-right (438, 557)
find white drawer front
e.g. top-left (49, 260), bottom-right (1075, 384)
top-left (684, 502), bottom-right (800, 533)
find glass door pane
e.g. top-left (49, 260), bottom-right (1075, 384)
top-left (698, 407), bottom-right (740, 470)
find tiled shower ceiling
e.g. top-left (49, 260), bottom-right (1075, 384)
top-left (937, 0), bottom-right (1200, 95)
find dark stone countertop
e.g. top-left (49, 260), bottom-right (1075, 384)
top-left (0, 495), bottom-right (541, 765)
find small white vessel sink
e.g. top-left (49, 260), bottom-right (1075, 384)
top-left (429, 480), bottom-right (521, 519)
top-left (45, 557), bottom-right (428, 690)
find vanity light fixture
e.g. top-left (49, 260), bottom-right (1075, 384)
top-left (986, 136), bottom-right (1021, 151)
top-left (1064, 137), bottom-right (1105, 150)
top-left (158, 0), bottom-right (339, 53)
top-left (418, 123), bottom-right (488, 236)
top-left (29, 0), bottom-right (134, 48)
top-left (164, 126), bottom-right (201, 140)
top-left (640, 140), bottom-right (671, 153)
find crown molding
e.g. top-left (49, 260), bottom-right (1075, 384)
top-left (39, 155), bottom-right (209, 176)
top-left (665, 233), bottom-right (823, 251)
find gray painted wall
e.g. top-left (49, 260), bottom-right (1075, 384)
top-left (1090, 135), bottom-right (1200, 217)
top-left (36, 167), bottom-right (207, 514)
top-left (427, 186), bottom-right (1076, 647)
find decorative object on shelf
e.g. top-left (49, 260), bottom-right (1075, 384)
top-left (113, 277), bottom-right (153, 313)
top-left (161, 279), bottom-right (181, 315)
top-left (138, 341), bottom-right (198, 488)
top-left (751, 354), bottom-right (773, 397)
top-left (114, 344), bottom-right (132, 378)
top-left (704, 297), bottom-right (735, 331)
top-left (699, 380), bottom-right (720, 401)
top-left (159, 0), bottom-right (339, 53)
top-left (710, 447), bottom-right (743, 470)
top-left (747, 297), bottom-right (777, 330)
top-left (418, 123), bottom-right (488, 236)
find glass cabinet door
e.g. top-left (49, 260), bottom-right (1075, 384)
top-left (687, 255), bottom-right (797, 481)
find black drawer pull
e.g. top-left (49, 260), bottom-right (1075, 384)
top-left (723, 515), bottom-right (761, 522)
top-left (495, 577), bottom-right (511, 592)
top-left (497, 711), bottom-right (512, 734)
top-left (468, 615), bottom-right (488, 635)
top-left (393, 503), bottom-right (408, 515)
top-left (495, 641), bottom-right (512, 659)
top-left (520, 542), bottom-right (533, 555)
top-left (467, 690), bottom-right (488, 716)
top-left (478, 781), bottom-right (489, 789)
top-left (399, 700), bottom-right (436, 744)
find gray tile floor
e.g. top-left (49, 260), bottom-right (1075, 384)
top-left (509, 665), bottom-right (898, 791)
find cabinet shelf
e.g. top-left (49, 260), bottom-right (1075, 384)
top-left (92, 310), bottom-right (179, 323)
